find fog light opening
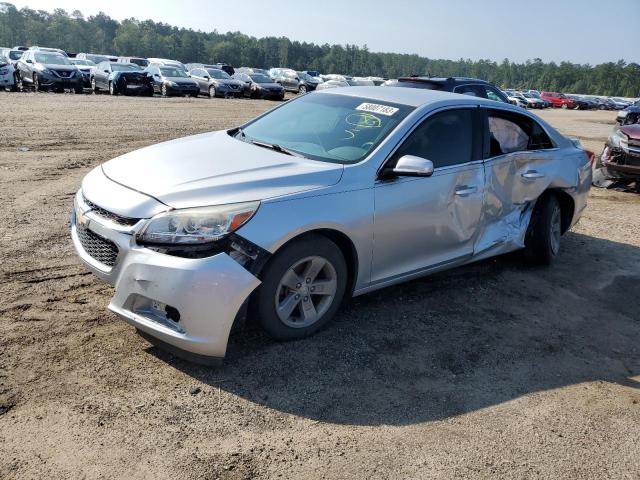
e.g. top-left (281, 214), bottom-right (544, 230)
top-left (165, 305), bottom-right (181, 323)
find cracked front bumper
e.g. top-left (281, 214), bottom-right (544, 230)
top-left (71, 192), bottom-right (261, 362)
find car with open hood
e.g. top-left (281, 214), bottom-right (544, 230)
top-left (16, 50), bottom-right (83, 93)
top-left (91, 61), bottom-right (154, 96)
top-left (71, 87), bottom-right (592, 365)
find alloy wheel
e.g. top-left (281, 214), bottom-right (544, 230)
top-left (274, 256), bottom-right (338, 328)
top-left (209, 85), bottom-right (215, 98)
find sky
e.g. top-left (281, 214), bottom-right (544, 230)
top-left (6, 0), bottom-right (640, 64)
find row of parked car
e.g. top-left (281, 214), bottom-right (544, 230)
top-left (1, 45), bottom-right (637, 111)
top-left (503, 89), bottom-right (634, 111)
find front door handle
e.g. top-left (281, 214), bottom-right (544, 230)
top-left (521, 170), bottom-right (545, 179)
top-left (455, 185), bottom-right (478, 196)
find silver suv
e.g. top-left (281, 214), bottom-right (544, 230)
top-left (71, 87), bottom-right (592, 365)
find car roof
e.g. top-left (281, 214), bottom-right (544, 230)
top-left (319, 86), bottom-right (504, 108)
top-left (398, 76), bottom-right (491, 85)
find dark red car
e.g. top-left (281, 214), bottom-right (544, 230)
top-left (540, 91), bottom-right (576, 109)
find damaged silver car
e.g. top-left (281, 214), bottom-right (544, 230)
top-left (71, 87), bottom-right (592, 364)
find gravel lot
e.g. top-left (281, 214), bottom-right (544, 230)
top-left (1, 92), bottom-right (639, 480)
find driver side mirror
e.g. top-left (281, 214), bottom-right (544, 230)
top-left (26, 59), bottom-right (32, 64)
top-left (392, 155), bottom-right (434, 177)
top-left (104, 69), bottom-right (109, 73)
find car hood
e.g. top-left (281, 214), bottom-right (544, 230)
top-left (40, 63), bottom-right (77, 71)
top-left (620, 124), bottom-right (640, 140)
top-left (101, 130), bottom-right (344, 209)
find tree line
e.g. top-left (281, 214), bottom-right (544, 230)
top-left (1, 2), bottom-right (638, 97)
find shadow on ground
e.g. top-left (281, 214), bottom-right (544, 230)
top-left (149, 232), bottom-right (640, 426)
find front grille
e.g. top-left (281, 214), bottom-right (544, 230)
top-left (83, 195), bottom-right (140, 227)
top-left (76, 224), bottom-right (119, 267)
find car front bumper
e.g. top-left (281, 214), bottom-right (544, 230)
top-left (167, 84), bottom-right (200, 95)
top-left (70, 191), bottom-right (261, 363)
top-left (39, 73), bottom-right (83, 89)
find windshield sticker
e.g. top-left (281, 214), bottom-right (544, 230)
top-left (356, 103), bottom-right (399, 116)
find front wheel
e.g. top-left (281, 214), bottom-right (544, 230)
top-left (161, 84), bottom-right (168, 97)
top-left (109, 81), bottom-right (117, 95)
top-left (298, 84), bottom-right (307, 94)
top-left (91, 77), bottom-right (97, 93)
top-left (208, 85), bottom-right (216, 98)
top-left (253, 235), bottom-right (347, 340)
top-left (33, 73), bottom-right (40, 92)
top-left (525, 194), bottom-right (562, 265)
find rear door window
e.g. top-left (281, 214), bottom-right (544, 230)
top-left (486, 109), bottom-right (554, 157)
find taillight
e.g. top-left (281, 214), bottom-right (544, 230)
top-left (584, 149), bottom-right (595, 165)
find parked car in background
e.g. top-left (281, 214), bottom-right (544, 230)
top-left (526, 90), bottom-right (551, 108)
top-left (565, 94), bottom-right (594, 110)
top-left (188, 67), bottom-right (244, 98)
top-left (599, 122), bottom-right (640, 185)
top-left (91, 61), bottom-right (153, 96)
top-left (504, 90), bottom-right (528, 108)
top-left (147, 58), bottom-right (188, 73)
top-left (396, 76), bottom-right (511, 104)
top-left (348, 77), bottom-right (376, 86)
top-left (28, 46), bottom-right (68, 57)
top-left (296, 71), bottom-right (320, 93)
top-left (235, 67), bottom-right (270, 76)
top-left (76, 53), bottom-right (118, 64)
top-left (303, 70), bottom-right (323, 83)
top-left (0, 56), bottom-right (17, 91)
top-left (70, 58), bottom-right (96, 87)
top-left (316, 79), bottom-right (350, 90)
top-left (118, 56), bottom-right (149, 68)
top-left (232, 72), bottom-right (285, 99)
top-left (521, 92), bottom-right (546, 109)
top-left (0, 48), bottom-right (23, 65)
top-left (71, 87), bottom-right (591, 364)
top-left (145, 64), bottom-right (199, 97)
top-left (540, 92), bottom-right (576, 109)
top-left (270, 68), bottom-right (302, 92)
top-left (16, 50), bottom-right (83, 93)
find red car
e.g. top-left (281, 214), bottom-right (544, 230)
top-left (540, 91), bottom-right (576, 109)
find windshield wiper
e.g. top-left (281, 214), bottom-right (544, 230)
top-left (249, 139), bottom-right (307, 158)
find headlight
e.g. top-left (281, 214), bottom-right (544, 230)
top-left (40, 68), bottom-right (54, 75)
top-left (608, 130), bottom-right (628, 149)
top-left (138, 201), bottom-right (260, 245)
top-left (166, 80), bottom-right (177, 87)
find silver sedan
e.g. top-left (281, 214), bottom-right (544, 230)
top-left (71, 87), bottom-right (592, 365)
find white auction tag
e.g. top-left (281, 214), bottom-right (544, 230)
top-left (355, 103), bottom-right (399, 116)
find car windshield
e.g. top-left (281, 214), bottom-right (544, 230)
top-left (297, 72), bottom-right (313, 81)
top-left (239, 93), bottom-right (415, 164)
top-left (9, 51), bottom-right (23, 60)
top-left (112, 63), bottom-right (140, 72)
top-left (35, 53), bottom-right (71, 65)
top-left (250, 74), bottom-right (272, 83)
top-left (72, 59), bottom-right (95, 66)
top-left (161, 67), bottom-right (186, 78)
top-left (207, 68), bottom-right (230, 79)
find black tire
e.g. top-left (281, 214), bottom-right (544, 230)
top-left (109, 81), bottom-right (117, 95)
top-left (525, 194), bottom-right (562, 266)
top-left (253, 235), bottom-right (347, 340)
top-left (74, 86), bottom-right (83, 94)
top-left (208, 85), bottom-right (216, 98)
top-left (298, 84), bottom-right (307, 94)
top-left (33, 73), bottom-right (40, 92)
top-left (161, 84), bottom-right (168, 97)
top-left (10, 72), bottom-right (19, 92)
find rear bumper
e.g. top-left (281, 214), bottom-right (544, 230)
top-left (70, 191), bottom-right (261, 361)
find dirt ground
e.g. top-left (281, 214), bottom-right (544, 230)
top-left (1, 92), bottom-right (639, 480)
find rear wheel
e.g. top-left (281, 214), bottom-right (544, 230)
top-left (525, 194), bottom-right (562, 265)
top-left (253, 235), bottom-right (347, 340)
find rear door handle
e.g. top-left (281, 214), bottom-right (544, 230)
top-left (521, 170), bottom-right (545, 179)
top-left (455, 186), bottom-right (478, 196)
